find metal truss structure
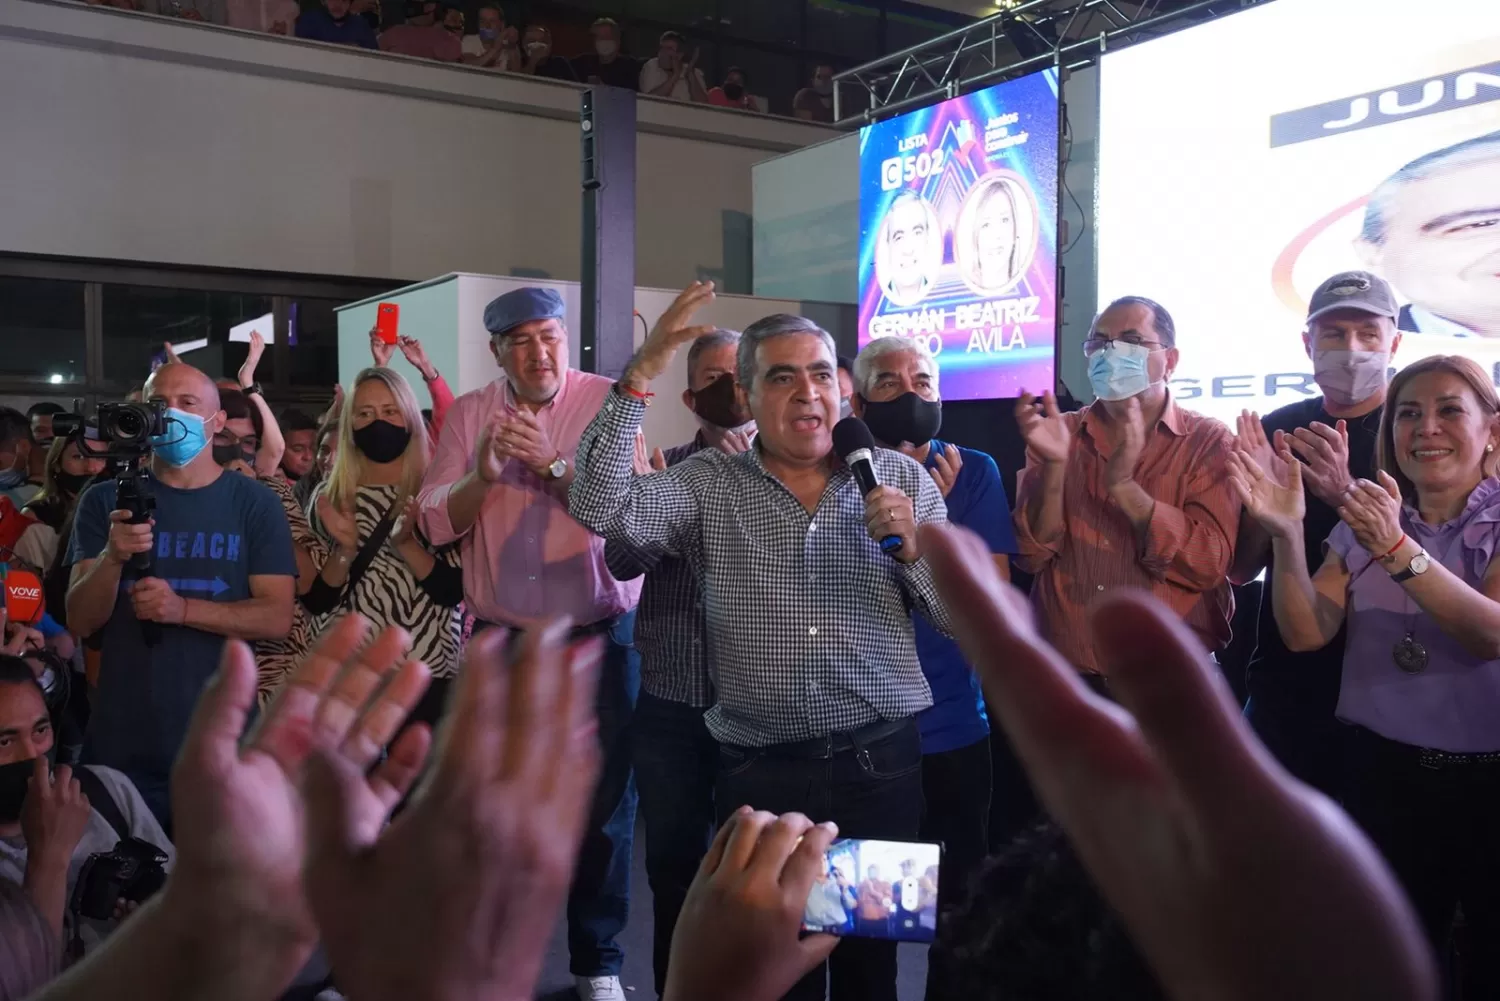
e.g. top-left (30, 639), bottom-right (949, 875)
top-left (833, 0), bottom-right (1270, 127)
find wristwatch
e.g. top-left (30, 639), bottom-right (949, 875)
top-left (545, 455), bottom-right (568, 480)
top-left (241, 381), bottom-right (264, 397)
top-left (1390, 549), bottom-right (1431, 583)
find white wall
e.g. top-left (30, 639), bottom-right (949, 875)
top-left (0, 0), bottom-right (837, 292)
top-left (336, 275), bottom-right (814, 451)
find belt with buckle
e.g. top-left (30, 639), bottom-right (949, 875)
top-left (1418, 746), bottom-right (1500, 770)
top-left (745, 717), bottom-right (913, 762)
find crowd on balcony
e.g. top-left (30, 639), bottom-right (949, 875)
top-left (77, 0), bottom-right (841, 123)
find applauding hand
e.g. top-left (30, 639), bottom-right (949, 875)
top-left (1227, 443), bottom-right (1306, 539)
top-left (1015, 391), bottom-right (1071, 465)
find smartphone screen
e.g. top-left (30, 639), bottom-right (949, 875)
top-left (802, 838), bottom-right (941, 943)
top-left (375, 302), bottom-right (400, 345)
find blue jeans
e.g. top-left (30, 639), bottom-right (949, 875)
top-left (479, 611), bottom-right (639, 978)
top-left (632, 691), bottom-right (719, 995)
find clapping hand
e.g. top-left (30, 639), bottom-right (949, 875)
top-left (1226, 443), bottom-right (1306, 540)
top-left (1015, 391), bottom-right (1071, 465)
top-left (317, 496), bottom-right (361, 556)
top-left (495, 411), bottom-right (558, 477)
top-left (1338, 472), bottom-right (1405, 559)
top-left (161, 617), bottom-right (432, 997)
top-left (475, 413), bottom-right (508, 483)
top-left (1289, 421), bottom-right (1353, 508)
top-left (918, 522), bottom-right (1436, 1001)
top-left (388, 496), bottom-right (421, 548)
top-left (925, 443), bottom-right (962, 498)
top-left (664, 809), bottom-right (841, 1001)
top-left (1235, 410), bottom-right (1292, 489)
top-left (302, 621), bottom-right (604, 1001)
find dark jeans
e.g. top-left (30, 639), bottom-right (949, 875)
top-left (632, 690), bottom-right (719, 996)
top-left (919, 736), bottom-right (992, 1001)
top-left (1342, 726), bottom-right (1500, 999)
top-left (476, 611), bottom-right (640, 978)
top-left (1244, 690), bottom-right (1347, 800)
top-left (717, 718), bottom-right (923, 1001)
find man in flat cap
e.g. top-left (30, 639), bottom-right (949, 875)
top-left (417, 286), bottom-right (649, 1001)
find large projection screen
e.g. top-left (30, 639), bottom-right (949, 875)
top-left (1098, 0), bottom-right (1500, 423)
top-left (858, 69), bottom-right (1060, 401)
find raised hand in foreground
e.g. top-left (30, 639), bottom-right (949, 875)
top-left (29, 615), bottom-right (432, 1001)
top-left (918, 522), bottom-right (1436, 1001)
top-left (664, 808), bottom-right (840, 1001)
top-left (302, 619), bottom-right (605, 1001)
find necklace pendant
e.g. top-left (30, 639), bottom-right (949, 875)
top-left (1392, 632), bottom-right (1429, 675)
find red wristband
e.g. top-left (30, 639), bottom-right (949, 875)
top-left (1379, 533), bottom-right (1408, 561)
top-left (618, 383), bottom-right (655, 402)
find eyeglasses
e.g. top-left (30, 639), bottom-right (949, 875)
top-left (1082, 333), bottom-right (1165, 357)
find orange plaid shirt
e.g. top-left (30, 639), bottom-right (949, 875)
top-left (1012, 395), bottom-right (1240, 673)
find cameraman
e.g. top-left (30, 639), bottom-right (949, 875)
top-left (0, 657), bottom-right (171, 952)
top-left (65, 364), bottom-right (296, 828)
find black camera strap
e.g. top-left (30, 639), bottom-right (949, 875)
top-left (339, 497), bottom-right (400, 602)
top-left (73, 766), bottom-right (129, 842)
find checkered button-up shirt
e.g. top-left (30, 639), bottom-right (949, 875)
top-left (573, 390), bottom-right (952, 747)
top-left (604, 434), bottom-right (715, 708)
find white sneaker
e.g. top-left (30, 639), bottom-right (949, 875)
top-left (575, 975), bottom-right (627, 1001)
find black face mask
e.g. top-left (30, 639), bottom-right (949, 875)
top-left (0, 751), bottom-right (54, 825)
top-left (55, 471), bottom-right (92, 496)
top-left (860, 392), bottom-right (942, 448)
top-left (690, 374), bottom-right (751, 430)
top-left (353, 420), bottom-right (412, 464)
top-left (723, 82), bottom-right (745, 101)
top-left (359, 8), bottom-right (380, 29)
top-left (213, 443), bottom-right (255, 468)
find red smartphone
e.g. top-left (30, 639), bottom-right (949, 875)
top-left (374, 302), bottom-right (400, 345)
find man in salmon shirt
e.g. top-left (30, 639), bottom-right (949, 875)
top-left (416, 286), bottom-right (647, 1001)
top-left (1012, 296), bottom-right (1240, 681)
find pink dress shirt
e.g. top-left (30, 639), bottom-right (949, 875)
top-left (225, 0), bottom-right (299, 34)
top-left (417, 369), bottom-right (646, 628)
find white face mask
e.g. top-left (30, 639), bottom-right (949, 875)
top-left (1087, 342), bottom-right (1159, 402)
top-left (595, 39), bottom-right (617, 57)
top-left (526, 40), bottom-right (547, 54)
top-left (1313, 348), bottom-right (1390, 407)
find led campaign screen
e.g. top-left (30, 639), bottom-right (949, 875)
top-left (858, 70), bottom-right (1060, 401)
top-left (1097, 0), bottom-right (1500, 423)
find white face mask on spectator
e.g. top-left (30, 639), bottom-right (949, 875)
top-left (526, 40), bottom-right (547, 55)
top-left (595, 39), bottom-right (617, 57)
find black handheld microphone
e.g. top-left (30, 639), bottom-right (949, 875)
top-left (833, 416), bottom-right (903, 556)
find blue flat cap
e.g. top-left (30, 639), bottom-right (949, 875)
top-left (483, 287), bottom-right (566, 337)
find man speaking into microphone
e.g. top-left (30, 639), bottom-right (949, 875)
top-left (571, 283), bottom-right (951, 1001)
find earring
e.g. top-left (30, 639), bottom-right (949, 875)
top-left (1488, 444), bottom-right (1495, 454)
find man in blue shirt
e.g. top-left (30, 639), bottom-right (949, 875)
top-left (852, 335), bottom-right (1017, 1000)
top-left (295, 0), bottom-right (379, 49)
top-left (67, 364), bottom-right (295, 829)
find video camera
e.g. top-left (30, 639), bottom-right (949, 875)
top-left (51, 401), bottom-right (169, 646)
top-left (72, 837), bottom-right (168, 922)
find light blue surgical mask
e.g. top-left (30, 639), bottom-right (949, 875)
top-left (1087, 341), bottom-right (1158, 402)
top-left (150, 408), bottom-right (210, 467)
top-left (0, 462), bottom-right (24, 491)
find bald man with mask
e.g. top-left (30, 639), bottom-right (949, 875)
top-left (66, 364), bottom-right (296, 827)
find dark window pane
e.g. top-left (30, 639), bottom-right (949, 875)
top-left (884, 12), bottom-right (948, 54)
top-left (0, 277), bottom-right (86, 384)
top-left (287, 298), bottom-right (343, 390)
top-left (718, 0), bottom-right (801, 46)
top-left (626, 0), bottom-right (720, 31)
top-left (806, 0), bottom-right (879, 60)
top-left (101, 286), bottom-right (273, 389)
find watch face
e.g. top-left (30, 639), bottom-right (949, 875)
top-left (1410, 553), bottom-right (1430, 574)
top-left (549, 457), bottom-right (567, 478)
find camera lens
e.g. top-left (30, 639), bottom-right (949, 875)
top-left (112, 410), bottom-right (144, 442)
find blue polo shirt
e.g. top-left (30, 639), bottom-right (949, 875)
top-left (294, 9), bottom-right (379, 49)
top-left (915, 439), bottom-right (1018, 754)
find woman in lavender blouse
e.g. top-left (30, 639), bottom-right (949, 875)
top-left (1231, 354), bottom-right (1500, 993)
